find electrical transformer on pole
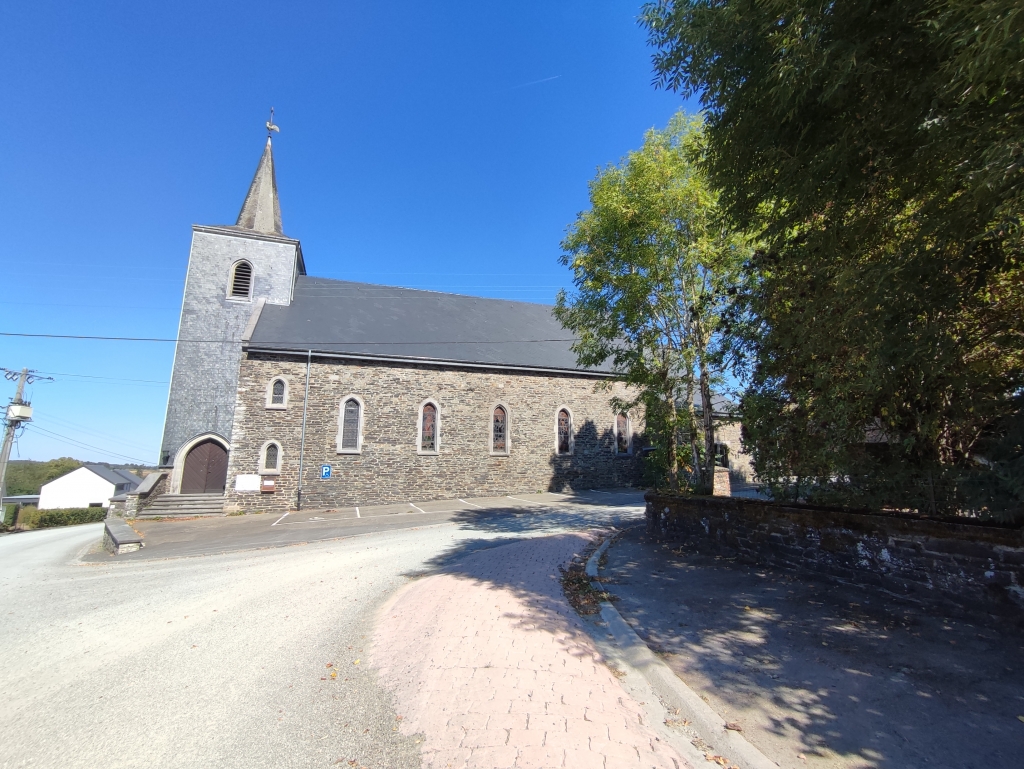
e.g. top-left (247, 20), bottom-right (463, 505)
top-left (0, 368), bottom-right (52, 505)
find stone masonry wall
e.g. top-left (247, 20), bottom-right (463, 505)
top-left (646, 493), bottom-right (1024, 611)
top-left (225, 352), bottom-right (644, 512)
top-left (713, 419), bottom-right (754, 485)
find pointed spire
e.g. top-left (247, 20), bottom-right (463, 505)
top-left (236, 137), bottom-right (283, 235)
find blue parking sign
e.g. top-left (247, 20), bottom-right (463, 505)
top-left (320, 464), bottom-right (332, 479)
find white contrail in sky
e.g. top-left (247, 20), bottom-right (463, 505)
top-left (511, 75), bottom-right (561, 90)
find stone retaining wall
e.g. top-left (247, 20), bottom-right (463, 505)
top-left (646, 493), bottom-right (1024, 610)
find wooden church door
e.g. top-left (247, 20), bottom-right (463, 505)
top-left (181, 440), bottom-right (228, 494)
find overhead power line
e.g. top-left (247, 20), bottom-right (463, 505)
top-left (1, 332), bottom-right (577, 345)
top-left (35, 370), bottom-right (170, 384)
top-left (26, 424), bottom-right (153, 464)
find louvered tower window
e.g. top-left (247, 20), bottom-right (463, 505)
top-left (557, 409), bottom-right (571, 454)
top-left (616, 413), bottom-right (630, 454)
top-left (421, 403), bottom-right (438, 452)
top-left (341, 399), bottom-right (360, 451)
top-left (492, 406), bottom-right (507, 453)
top-left (264, 443), bottom-right (279, 471)
top-left (271, 379), bottom-right (285, 405)
top-left (230, 261), bottom-right (253, 298)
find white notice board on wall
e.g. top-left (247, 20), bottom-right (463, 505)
top-left (235, 474), bottom-right (261, 492)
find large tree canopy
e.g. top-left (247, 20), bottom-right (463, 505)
top-left (556, 113), bottom-right (751, 493)
top-left (642, 1), bottom-right (1023, 517)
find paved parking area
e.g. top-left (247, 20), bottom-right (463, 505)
top-left (89, 490), bottom-right (644, 561)
top-left (601, 526), bottom-right (1024, 769)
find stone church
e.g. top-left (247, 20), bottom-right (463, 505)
top-left (147, 135), bottom-right (645, 514)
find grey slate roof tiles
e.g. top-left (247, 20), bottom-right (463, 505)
top-left (247, 276), bottom-right (612, 374)
top-left (84, 465), bottom-right (141, 489)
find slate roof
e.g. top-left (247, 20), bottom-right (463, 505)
top-left (247, 276), bottom-right (612, 375)
top-left (85, 465), bottom-right (141, 489)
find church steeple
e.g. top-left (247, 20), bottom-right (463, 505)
top-left (236, 135), bottom-right (283, 235)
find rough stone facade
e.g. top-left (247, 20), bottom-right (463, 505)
top-left (159, 227), bottom-right (301, 465)
top-left (712, 418), bottom-right (754, 485)
top-left (646, 493), bottom-right (1024, 611)
top-left (224, 352), bottom-right (645, 511)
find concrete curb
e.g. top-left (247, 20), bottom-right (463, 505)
top-left (586, 533), bottom-right (778, 769)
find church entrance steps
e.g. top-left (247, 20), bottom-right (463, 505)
top-left (138, 493), bottom-right (226, 518)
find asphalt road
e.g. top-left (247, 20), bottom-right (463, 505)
top-left (0, 490), bottom-right (644, 769)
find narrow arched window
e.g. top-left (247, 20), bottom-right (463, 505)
top-left (263, 442), bottom-right (280, 472)
top-left (557, 409), bottom-right (571, 454)
top-left (341, 399), bottom-right (360, 451)
top-left (230, 261), bottom-right (253, 298)
top-left (420, 403), bottom-right (438, 452)
top-left (492, 406), bottom-right (507, 453)
top-left (271, 379), bottom-right (285, 405)
top-left (616, 413), bottom-right (630, 454)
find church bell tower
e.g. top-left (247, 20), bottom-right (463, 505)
top-left (159, 122), bottom-right (305, 495)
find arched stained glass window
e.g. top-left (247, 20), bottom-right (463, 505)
top-left (341, 399), bottom-right (360, 451)
top-left (230, 261), bottom-right (253, 298)
top-left (616, 413), bottom-right (630, 454)
top-left (421, 403), bottom-right (438, 452)
top-left (271, 379), bottom-right (285, 405)
top-left (264, 443), bottom-right (279, 471)
top-left (557, 409), bottom-right (571, 454)
top-left (492, 406), bottom-right (507, 453)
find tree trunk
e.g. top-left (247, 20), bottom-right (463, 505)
top-left (699, 361), bottom-right (716, 496)
top-left (685, 380), bottom-right (700, 492)
top-left (664, 370), bottom-right (679, 492)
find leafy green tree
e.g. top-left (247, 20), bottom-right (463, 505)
top-left (5, 458), bottom-right (82, 496)
top-left (642, 1), bottom-right (1023, 517)
top-left (556, 113), bottom-right (751, 493)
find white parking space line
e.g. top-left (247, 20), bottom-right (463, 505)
top-left (458, 498), bottom-right (485, 509)
top-left (355, 507), bottom-right (360, 518)
top-left (276, 508), bottom-right (457, 525)
top-left (271, 512), bottom-right (290, 526)
top-left (506, 495), bottom-right (544, 506)
top-left (409, 502), bottom-right (427, 514)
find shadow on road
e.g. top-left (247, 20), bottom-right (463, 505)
top-left (601, 526), bottom-right (1024, 769)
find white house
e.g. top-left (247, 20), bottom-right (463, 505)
top-left (38, 465), bottom-right (141, 510)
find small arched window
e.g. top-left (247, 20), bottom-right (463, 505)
top-left (229, 261), bottom-right (253, 299)
top-left (556, 408), bottom-right (572, 455)
top-left (261, 441), bottom-right (281, 474)
top-left (266, 377), bottom-right (288, 409)
top-left (341, 399), bottom-right (360, 451)
top-left (419, 402), bottom-right (438, 453)
top-left (616, 413), bottom-right (630, 454)
top-left (336, 395), bottom-right (365, 454)
top-left (492, 405), bottom-right (508, 454)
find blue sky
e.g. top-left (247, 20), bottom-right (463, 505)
top-left (1, 1), bottom-right (692, 465)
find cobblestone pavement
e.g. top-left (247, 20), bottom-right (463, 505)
top-left (373, 533), bottom-right (688, 769)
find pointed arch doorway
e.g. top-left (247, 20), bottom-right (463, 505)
top-left (181, 439), bottom-right (228, 494)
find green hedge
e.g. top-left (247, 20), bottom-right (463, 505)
top-left (16, 506), bottom-right (107, 529)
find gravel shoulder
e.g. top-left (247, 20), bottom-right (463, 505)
top-left (600, 526), bottom-right (1024, 769)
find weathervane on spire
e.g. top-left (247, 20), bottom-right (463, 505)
top-left (266, 107), bottom-right (280, 138)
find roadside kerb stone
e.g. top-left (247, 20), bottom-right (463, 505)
top-left (586, 534), bottom-right (776, 769)
top-left (372, 533), bottom-right (687, 768)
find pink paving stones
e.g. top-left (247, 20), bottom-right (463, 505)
top-left (372, 533), bottom-right (688, 769)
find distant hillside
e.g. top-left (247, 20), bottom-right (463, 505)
top-left (3, 458), bottom-right (158, 496)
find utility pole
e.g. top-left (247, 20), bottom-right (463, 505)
top-left (0, 368), bottom-right (51, 506)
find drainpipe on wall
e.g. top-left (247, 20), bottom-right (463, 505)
top-left (297, 349), bottom-right (311, 511)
